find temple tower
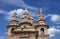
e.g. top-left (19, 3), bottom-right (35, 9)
top-left (7, 8), bottom-right (49, 39)
top-left (7, 10), bottom-right (19, 39)
top-left (36, 8), bottom-right (49, 39)
top-left (20, 8), bottom-right (34, 29)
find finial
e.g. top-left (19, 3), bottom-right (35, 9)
top-left (14, 9), bottom-right (16, 12)
top-left (39, 8), bottom-right (44, 17)
top-left (25, 8), bottom-right (28, 12)
top-left (30, 10), bottom-right (32, 16)
top-left (13, 9), bottom-right (17, 16)
top-left (25, 8), bottom-right (27, 10)
top-left (40, 8), bottom-right (42, 13)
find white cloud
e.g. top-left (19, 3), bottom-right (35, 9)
top-left (50, 14), bottom-right (60, 23)
top-left (45, 14), bottom-right (60, 24)
top-left (1, 0), bottom-right (38, 10)
top-left (45, 14), bottom-right (52, 18)
top-left (17, 9), bottom-right (24, 15)
top-left (5, 8), bottom-right (25, 21)
top-left (7, 8), bottom-right (25, 16)
top-left (0, 8), bottom-right (36, 21)
top-left (0, 9), bottom-right (60, 24)
top-left (48, 27), bottom-right (60, 37)
top-left (0, 9), bottom-right (7, 14)
top-left (0, 8), bottom-right (38, 21)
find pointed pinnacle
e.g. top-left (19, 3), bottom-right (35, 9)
top-left (40, 8), bottom-right (42, 13)
top-left (25, 8), bottom-right (28, 12)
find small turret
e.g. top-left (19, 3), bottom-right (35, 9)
top-left (9, 10), bottom-right (19, 26)
top-left (29, 12), bottom-right (34, 24)
top-left (7, 9), bottom-right (19, 35)
top-left (38, 8), bottom-right (46, 25)
top-left (19, 8), bottom-right (33, 29)
top-left (36, 8), bottom-right (49, 36)
top-left (22, 8), bottom-right (30, 22)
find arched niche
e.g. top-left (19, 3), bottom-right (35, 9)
top-left (11, 28), bottom-right (14, 32)
top-left (40, 28), bottom-right (44, 35)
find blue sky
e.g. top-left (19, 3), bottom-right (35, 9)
top-left (0, 0), bottom-right (60, 39)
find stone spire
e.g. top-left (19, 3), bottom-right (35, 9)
top-left (40, 8), bottom-right (43, 13)
top-left (30, 12), bottom-right (33, 19)
top-left (9, 9), bottom-right (19, 26)
top-left (39, 8), bottom-right (44, 20)
top-left (29, 11), bottom-right (34, 24)
top-left (22, 8), bottom-right (30, 22)
top-left (24, 8), bottom-right (28, 13)
top-left (20, 8), bottom-right (33, 29)
top-left (23, 8), bottom-right (28, 15)
top-left (38, 8), bottom-right (46, 25)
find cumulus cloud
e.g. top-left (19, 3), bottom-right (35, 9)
top-left (17, 9), bottom-right (24, 15)
top-left (50, 14), bottom-right (60, 23)
top-left (5, 8), bottom-right (25, 21)
top-left (45, 14), bottom-right (60, 24)
top-left (0, 8), bottom-right (36, 21)
top-left (7, 8), bottom-right (25, 16)
top-left (48, 27), bottom-right (60, 37)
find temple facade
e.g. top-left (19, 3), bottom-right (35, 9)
top-left (7, 8), bottom-right (49, 39)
